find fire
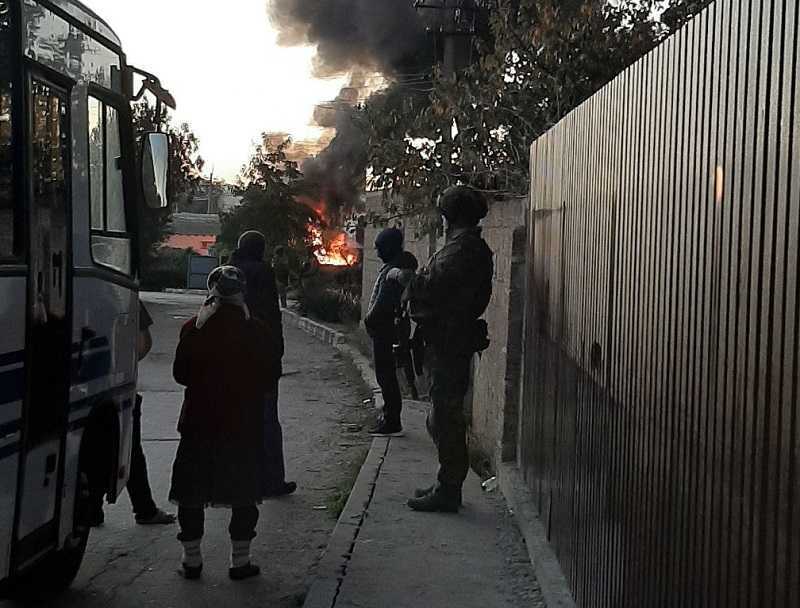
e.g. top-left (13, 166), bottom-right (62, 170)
top-left (310, 226), bottom-right (358, 267)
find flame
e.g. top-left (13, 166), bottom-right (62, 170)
top-left (310, 226), bottom-right (358, 267)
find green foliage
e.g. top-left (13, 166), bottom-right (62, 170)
top-left (297, 280), bottom-right (361, 324)
top-left (133, 100), bottom-right (204, 281)
top-left (218, 137), bottom-right (321, 258)
top-left (365, 0), bottom-right (713, 219)
top-left (138, 247), bottom-right (194, 291)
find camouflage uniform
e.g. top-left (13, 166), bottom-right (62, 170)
top-left (408, 227), bottom-right (493, 489)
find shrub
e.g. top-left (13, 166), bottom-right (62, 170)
top-left (298, 281), bottom-right (361, 324)
top-left (140, 248), bottom-right (192, 291)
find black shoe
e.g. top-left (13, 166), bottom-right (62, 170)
top-left (369, 421), bottom-right (405, 437)
top-left (407, 487), bottom-right (461, 513)
top-left (178, 563), bottom-right (203, 580)
top-left (229, 563), bottom-right (260, 581)
top-left (265, 481), bottom-right (297, 498)
top-left (414, 484), bottom-right (463, 506)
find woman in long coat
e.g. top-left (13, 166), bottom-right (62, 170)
top-left (169, 266), bottom-right (278, 581)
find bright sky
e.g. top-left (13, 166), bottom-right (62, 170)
top-left (85, 0), bottom-right (347, 180)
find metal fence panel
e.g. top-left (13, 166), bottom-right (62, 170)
top-left (521, 1), bottom-right (800, 605)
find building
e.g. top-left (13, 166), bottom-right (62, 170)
top-left (162, 212), bottom-right (221, 257)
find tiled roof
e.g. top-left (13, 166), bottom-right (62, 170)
top-left (168, 213), bottom-right (221, 236)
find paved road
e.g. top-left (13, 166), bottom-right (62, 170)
top-left (3, 292), bottom-right (372, 607)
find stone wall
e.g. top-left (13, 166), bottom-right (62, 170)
top-left (469, 196), bottom-right (527, 471)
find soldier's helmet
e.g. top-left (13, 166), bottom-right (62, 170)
top-left (437, 186), bottom-right (488, 226)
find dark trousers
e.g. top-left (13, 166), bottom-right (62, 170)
top-left (428, 350), bottom-right (471, 488)
top-left (373, 335), bottom-right (402, 426)
top-left (127, 394), bottom-right (157, 518)
top-left (263, 380), bottom-right (287, 491)
top-left (177, 505), bottom-right (259, 542)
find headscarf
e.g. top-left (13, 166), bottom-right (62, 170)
top-left (195, 266), bottom-right (251, 329)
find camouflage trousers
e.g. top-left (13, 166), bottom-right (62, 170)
top-left (426, 349), bottom-right (472, 488)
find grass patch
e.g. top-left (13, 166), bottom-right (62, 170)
top-left (326, 447), bottom-right (369, 519)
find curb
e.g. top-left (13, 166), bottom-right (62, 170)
top-left (280, 308), bottom-right (390, 608)
top-left (302, 437), bottom-right (390, 608)
top-left (163, 288), bottom-right (207, 295)
top-left (282, 309), bottom-right (384, 410)
top-left (287, 308), bottom-right (570, 608)
top-left (499, 463), bottom-right (576, 608)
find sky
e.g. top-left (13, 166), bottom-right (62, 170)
top-left (85, 0), bottom-right (347, 180)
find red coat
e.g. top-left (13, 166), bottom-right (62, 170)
top-left (169, 305), bottom-right (278, 507)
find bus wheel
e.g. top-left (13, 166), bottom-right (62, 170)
top-left (9, 473), bottom-right (91, 600)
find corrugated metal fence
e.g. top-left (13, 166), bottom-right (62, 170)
top-left (521, 0), bottom-right (799, 606)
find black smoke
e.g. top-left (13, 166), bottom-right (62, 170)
top-left (268, 1), bottom-right (482, 211)
top-left (268, 0), bottom-right (433, 76)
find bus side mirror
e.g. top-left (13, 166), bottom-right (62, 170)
top-left (141, 132), bottom-right (169, 209)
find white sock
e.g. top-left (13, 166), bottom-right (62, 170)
top-left (181, 540), bottom-right (202, 568)
top-left (231, 540), bottom-right (251, 568)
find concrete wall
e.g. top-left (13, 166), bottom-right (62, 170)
top-left (359, 192), bottom-right (527, 473)
top-left (469, 196), bottom-right (527, 471)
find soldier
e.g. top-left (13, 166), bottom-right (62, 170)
top-left (390, 186), bottom-right (493, 513)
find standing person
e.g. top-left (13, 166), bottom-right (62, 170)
top-left (170, 266), bottom-right (277, 580)
top-left (88, 300), bottom-right (176, 527)
top-left (272, 246), bottom-right (290, 308)
top-left (364, 228), bottom-right (418, 436)
top-left (230, 231), bottom-right (296, 497)
top-left (390, 186), bottom-right (494, 513)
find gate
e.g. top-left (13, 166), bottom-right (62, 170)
top-left (186, 254), bottom-right (218, 290)
top-left (521, 1), bottom-right (799, 606)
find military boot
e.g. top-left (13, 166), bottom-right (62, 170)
top-left (407, 484), bottom-right (461, 513)
top-left (413, 484), bottom-right (462, 506)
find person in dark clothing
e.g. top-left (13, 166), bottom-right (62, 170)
top-left (364, 228), bottom-right (418, 436)
top-left (391, 186), bottom-right (494, 513)
top-left (88, 301), bottom-right (175, 527)
top-left (170, 266), bottom-right (278, 581)
top-left (229, 230), bottom-right (296, 497)
top-left (272, 245), bottom-right (290, 308)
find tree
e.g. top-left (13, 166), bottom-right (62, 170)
top-left (218, 137), bottom-right (320, 263)
top-left (133, 100), bottom-right (204, 274)
top-left (365, 0), bottom-right (713, 219)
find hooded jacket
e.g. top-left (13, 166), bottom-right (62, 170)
top-left (229, 246), bottom-right (285, 365)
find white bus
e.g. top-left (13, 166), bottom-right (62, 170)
top-left (0, 0), bottom-right (172, 596)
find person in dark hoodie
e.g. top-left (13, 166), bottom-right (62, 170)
top-left (230, 231), bottom-right (296, 497)
top-left (170, 266), bottom-right (277, 580)
top-left (364, 227), bottom-right (418, 436)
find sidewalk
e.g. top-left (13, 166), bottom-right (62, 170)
top-left (304, 401), bottom-right (544, 608)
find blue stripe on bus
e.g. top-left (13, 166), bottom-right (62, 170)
top-left (0, 441), bottom-right (20, 461)
top-left (0, 367), bottom-right (25, 405)
top-left (0, 350), bottom-right (25, 368)
top-left (0, 419), bottom-right (21, 437)
top-left (0, 335), bottom-right (113, 404)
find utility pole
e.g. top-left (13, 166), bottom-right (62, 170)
top-left (414, 0), bottom-right (482, 79)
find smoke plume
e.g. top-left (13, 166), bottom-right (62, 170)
top-left (268, 1), bottom-right (458, 212)
top-left (268, 0), bottom-right (431, 76)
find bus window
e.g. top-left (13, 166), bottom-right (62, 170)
top-left (88, 96), bottom-right (131, 275)
top-left (105, 106), bottom-right (125, 232)
top-left (0, 2), bottom-right (15, 259)
top-left (88, 97), bottom-right (103, 230)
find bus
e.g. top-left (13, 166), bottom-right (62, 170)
top-left (0, 0), bottom-right (172, 596)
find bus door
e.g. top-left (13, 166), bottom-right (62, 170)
top-left (13, 75), bottom-right (72, 566)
